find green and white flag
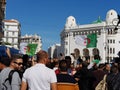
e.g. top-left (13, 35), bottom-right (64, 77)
top-left (86, 33), bottom-right (97, 48)
top-left (75, 35), bottom-right (87, 46)
top-left (20, 43), bottom-right (38, 56)
top-left (26, 44), bottom-right (38, 56)
top-left (75, 33), bottom-right (97, 48)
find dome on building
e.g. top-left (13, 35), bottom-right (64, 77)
top-left (64, 16), bottom-right (77, 29)
top-left (106, 9), bottom-right (118, 25)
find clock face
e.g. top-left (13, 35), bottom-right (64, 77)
top-left (112, 18), bottom-right (119, 25)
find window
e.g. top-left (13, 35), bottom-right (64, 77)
top-left (108, 40), bottom-right (109, 43)
top-left (110, 48), bottom-right (112, 54)
top-left (92, 48), bottom-right (99, 55)
top-left (72, 19), bottom-right (74, 21)
top-left (83, 48), bottom-right (89, 56)
top-left (107, 47), bottom-right (109, 54)
top-left (113, 40), bottom-right (115, 43)
top-left (113, 48), bottom-right (115, 54)
top-left (12, 32), bottom-right (15, 35)
top-left (111, 12), bottom-right (113, 15)
top-left (110, 40), bottom-right (112, 43)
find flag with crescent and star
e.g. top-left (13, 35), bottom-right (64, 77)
top-left (75, 33), bottom-right (97, 48)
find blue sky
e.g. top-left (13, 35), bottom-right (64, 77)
top-left (6, 0), bottom-right (120, 51)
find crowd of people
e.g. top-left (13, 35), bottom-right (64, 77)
top-left (0, 47), bottom-right (120, 90)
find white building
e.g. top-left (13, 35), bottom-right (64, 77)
top-left (20, 34), bottom-right (42, 53)
top-left (2, 19), bottom-right (21, 49)
top-left (48, 44), bottom-right (61, 59)
top-left (60, 9), bottom-right (120, 63)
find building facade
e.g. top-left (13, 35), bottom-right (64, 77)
top-left (48, 44), bottom-right (61, 59)
top-left (0, 0), bottom-right (6, 38)
top-left (60, 9), bottom-right (120, 63)
top-left (2, 19), bottom-right (21, 49)
top-left (20, 34), bottom-right (42, 53)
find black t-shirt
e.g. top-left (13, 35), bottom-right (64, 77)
top-left (57, 74), bottom-right (77, 84)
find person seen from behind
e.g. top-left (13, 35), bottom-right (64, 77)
top-left (106, 65), bottom-right (120, 90)
top-left (92, 63), bottom-right (106, 89)
top-left (57, 59), bottom-right (77, 84)
top-left (21, 50), bottom-right (57, 90)
top-left (74, 61), bottom-right (95, 90)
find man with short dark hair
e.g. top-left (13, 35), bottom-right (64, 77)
top-left (57, 59), bottom-right (77, 84)
top-left (93, 63), bottom-right (106, 89)
top-left (0, 54), bottom-right (23, 90)
top-left (0, 57), bottom-right (11, 72)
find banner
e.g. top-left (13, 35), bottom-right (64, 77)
top-left (20, 42), bottom-right (28, 54)
top-left (75, 35), bottom-right (87, 46)
top-left (75, 33), bottom-right (97, 48)
top-left (86, 33), bottom-right (97, 48)
top-left (0, 45), bottom-right (20, 57)
top-left (20, 43), bottom-right (38, 56)
top-left (26, 44), bottom-right (38, 56)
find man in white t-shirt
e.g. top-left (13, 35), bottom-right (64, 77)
top-left (21, 50), bottom-right (57, 90)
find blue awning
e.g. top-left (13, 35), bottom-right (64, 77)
top-left (0, 45), bottom-right (20, 57)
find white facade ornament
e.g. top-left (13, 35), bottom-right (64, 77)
top-left (106, 9), bottom-right (118, 25)
top-left (65, 16), bottom-right (77, 29)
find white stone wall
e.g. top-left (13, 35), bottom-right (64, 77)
top-left (60, 9), bottom-right (120, 63)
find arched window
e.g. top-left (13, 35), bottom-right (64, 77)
top-left (83, 48), bottom-right (89, 56)
top-left (92, 48), bottom-right (99, 56)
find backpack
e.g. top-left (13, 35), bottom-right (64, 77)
top-left (107, 73), bottom-right (120, 90)
top-left (95, 74), bottom-right (108, 90)
top-left (2, 70), bottom-right (21, 90)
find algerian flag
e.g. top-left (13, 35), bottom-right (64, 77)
top-left (20, 43), bottom-right (38, 56)
top-left (75, 35), bottom-right (87, 46)
top-left (26, 44), bottom-right (38, 56)
top-left (75, 33), bottom-right (97, 48)
top-left (86, 33), bottom-right (97, 48)
top-left (20, 42), bottom-right (28, 54)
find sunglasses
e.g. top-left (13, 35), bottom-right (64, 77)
top-left (14, 62), bottom-right (23, 66)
